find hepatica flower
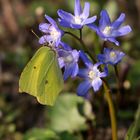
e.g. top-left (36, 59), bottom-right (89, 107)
top-left (58, 42), bottom-right (79, 80)
top-left (39, 15), bottom-right (64, 47)
top-left (88, 10), bottom-right (132, 46)
top-left (98, 48), bottom-right (125, 65)
top-left (57, 0), bottom-right (97, 29)
top-left (77, 51), bottom-right (108, 96)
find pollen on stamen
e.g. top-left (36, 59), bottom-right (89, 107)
top-left (110, 51), bottom-right (116, 58)
top-left (88, 71), bottom-right (96, 80)
top-left (74, 16), bottom-right (82, 24)
top-left (103, 26), bottom-right (112, 35)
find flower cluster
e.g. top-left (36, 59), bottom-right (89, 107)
top-left (39, 0), bottom-right (132, 97)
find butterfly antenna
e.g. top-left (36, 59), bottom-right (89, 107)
top-left (31, 30), bottom-right (40, 39)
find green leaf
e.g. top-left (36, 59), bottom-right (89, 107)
top-left (47, 94), bottom-right (87, 133)
top-left (23, 128), bottom-right (58, 140)
top-left (125, 103), bottom-right (140, 140)
top-left (19, 47), bottom-right (64, 106)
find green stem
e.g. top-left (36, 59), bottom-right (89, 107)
top-left (103, 80), bottom-right (118, 140)
top-left (79, 29), bottom-right (82, 40)
top-left (64, 31), bottom-right (97, 63)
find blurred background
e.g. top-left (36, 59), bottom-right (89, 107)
top-left (0, 0), bottom-right (140, 140)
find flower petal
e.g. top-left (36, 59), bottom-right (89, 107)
top-left (97, 54), bottom-right (105, 63)
top-left (99, 10), bottom-right (111, 30)
top-left (58, 18), bottom-right (71, 28)
top-left (79, 51), bottom-right (92, 67)
top-left (38, 35), bottom-right (51, 44)
top-left (81, 2), bottom-right (90, 19)
top-left (92, 78), bottom-right (102, 92)
top-left (99, 66), bottom-right (108, 77)
top-left (60, 42), bottom-right (72, 51)
top-left (63, 64), bottom-right (73, 80)
top-left (58, 57), bottom-right (65, 68)
top-left (117, 25), bottom-right (132, 36)
top-left (77, 80), bottom-right (91, 96)
top-left (111, 13), bottom-right (125, 29)
top-left (108, 38), bottom-right (120, 46)
top-left (78, 69), bottom-right (88, 78)
top-left (57, 10), bottom-right (74, 21)
top-left (93, 62), bottom-right (102, 69)
top-left (45, 15), bottom-right (58, 29)
top-left (74, 0), bottom-right (82, 16)
top-left (83, 16), bottom-right (97, 25)
top-left (71, 24), bottom-right (82, 29)
top-left (71, 63), bottom-right (79, 77)
top-left (71, 50), bottom-right (79, 62)
top-left (39, 23), bottom-right (50, 33)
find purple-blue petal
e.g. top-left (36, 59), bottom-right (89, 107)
top-left (108, 38), bottom-right (120, 46)
top-left (57, 10), bottom-right (74, 21)
top-left (58, 18), bottom-right (71, 28)
top-left (74, 0), bottom-right (82, 16)
top-left (60, 42), bottom-right (72, 51)
top-left (71, 24), bottom-right (82, 29)
top-left (97, 54), bottom-right (105, 62)
top-left (58, 57), bottom-right (65, 68)
top-left (71, 63), bottom-right (79, 77)
top-left (92, 78), bottom-right (102, 92)
top-left (45, 15), bottom-right (58, 29)
top-left (93, 62), bottom-right (102, 69)
top-left (38, 35), bottom-right (51, 44)
top-left (78, 69), bottom-right (88, 78)
top-left (99, 66), bottom-right (108, 77)
top-left (63, 64), bottom-right (73, 80)
top-left (79, 51), bottom-right (92, 67)
top-left (87, 24), bottom-right (99, 33)
top-left (111, 13), bottom-right (125, 29)
top-left (39, 23), bottom-right (50, 33)
top-left (55, 38), bottom-right (61, 47)
top-left (77, 80), bottom-right (91, 96)
top-left (117, 25), bottom-right (132, 36)
top-left (99, 10), bottom-right (111, 30)
top-left (81, 2), bottom-right (90, 19)
top-left (71, 50), bottom-right (79, 62)
top-left (83, 16), bottom-right (97, 25)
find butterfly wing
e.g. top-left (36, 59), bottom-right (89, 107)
top-left (19, 47), bottom-right (64, 105)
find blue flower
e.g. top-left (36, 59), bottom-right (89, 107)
top-left (57, 0), bottom-right (97, 29)
top-left (58, 42), bottom-right (79, 80)
top-left (39, 15), bottom-right (64, 47)
top-left (77, 51), bottom-right (108, 96)
top-left (97, 48), bottom-right (125, 65)
top-left (88, 10), bottom-right (132, 46)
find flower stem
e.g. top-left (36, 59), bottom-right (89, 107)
top-left (64, 31), bottom-right (97, 63)
top-left (79, 29), bottom-right (82, 40)
top-left (103, 80), bottom-right (118, 140)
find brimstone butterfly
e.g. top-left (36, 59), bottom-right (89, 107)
top-left (19, 46), bottom-right (64, 106)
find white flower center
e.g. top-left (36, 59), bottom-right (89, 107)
top-left (50, 29), bottom-right (60, 40)
top-left (74, 16), bottom-right (82, 24)
top-left (64, 55), bottom-right (73, 63)
top-left (88, 69), bottom-right (99, 80)
top-left (103, 26), bottom-right (112, 35)
top-left (110, 51), bottom-right (116, 59)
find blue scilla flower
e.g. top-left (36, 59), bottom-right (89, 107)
top-left (88, 10), bottom-right (132, 46)
top-left (77, 51), bottom-right (108, 96)
top-left (39, 15), bottom-right (64, 47)
top-left (57, 0), bottom-right (97, 29)
top-left (97, 48), bottom-right (125, 65)
top-left (58, 42), bottom-right (79, 80)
